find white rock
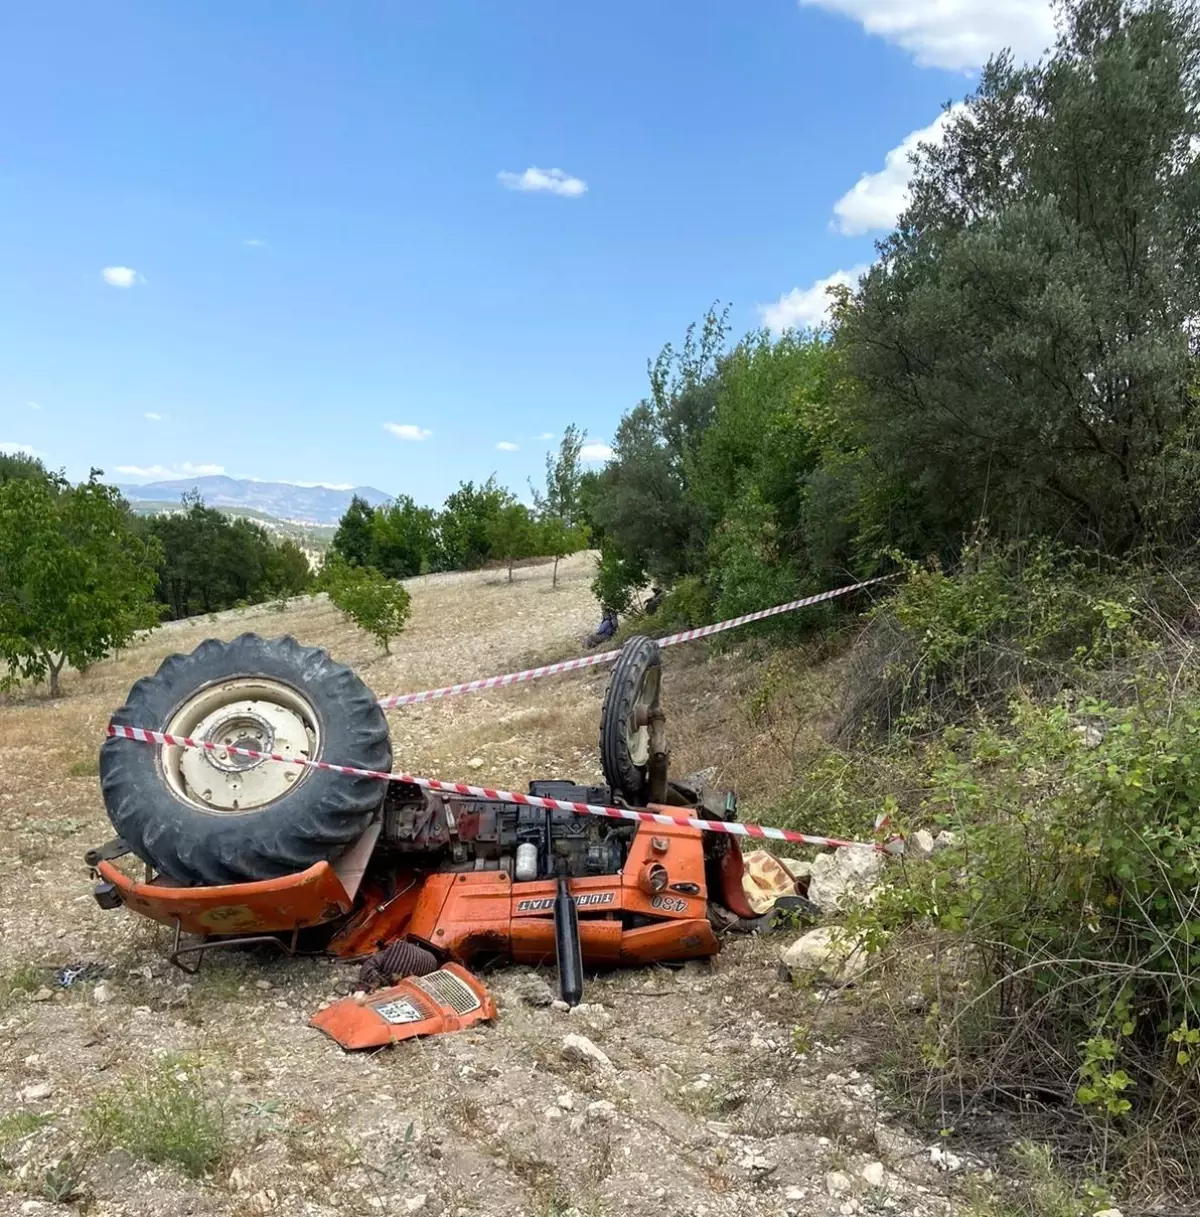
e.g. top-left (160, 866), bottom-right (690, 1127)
top-left (784, 1186), bottom-right (805, 1201)
top-left (544, 1106), bottom-right (565, 1122)
top-left (826, 1170), bottom-right (853, 1196)
top-left (556, 1093), bottom-right (574, 1110)
top-left (92, 980), bottom-right (114, 1004)
top-left (1093, 1210), bottom-right (1123, 1217)
top-left (467, 757), bottom-right (485, 770)
top-left (909, 830), bottom-right (936, 860)
top-left (586, 1099), bottom-right (617, 1123)
top-left (741, 1154), bottom-right (776, 1174)
top-left (780, 927), bottom-right (870, 987)
top-left (255, 979), bottom-right (272, 991)
top-left (1073, 724), bottom-right (1104, 749)
top-left (929, 1145), bottom-right (963, 1171)
top-left (809, 846), bottom-right (884, 911)
top-left (861, 1161), bottom-right (886, 1187)
top-left (21, 1082), bottom-right (53, 1102)
top-left (779, 858), bottom-right (813, 879)
top-left (932, 831), bottom-right (957, 853)
top-left (561, 1033), bottom-right (613, 1069)
top-left (550, 999), bottom-right (570, 1013)
top-left (29, 987), bottom-right (53, 1003)
top-left (404, 1198), bottom-right (428, 1215)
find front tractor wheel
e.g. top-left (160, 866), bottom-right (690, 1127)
top-left (100, 633), bottom-right (392, 887)
top-left (599, 635), bottom-right (663, 804)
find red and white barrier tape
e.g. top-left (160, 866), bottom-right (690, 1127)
top-left (105, 723), bottom-right (904, 855)
top-left (376, 574), bottom-right (896, 708)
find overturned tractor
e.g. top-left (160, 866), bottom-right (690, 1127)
top-left (86, 633), bottom-right (763, 1048)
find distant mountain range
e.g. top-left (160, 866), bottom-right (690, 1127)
top-left (116, 475), bottom-right (391, 526)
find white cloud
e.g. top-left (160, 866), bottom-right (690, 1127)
top-left (580, 441), bottom-right (614, 463)
top-left (797, 0), bottom-right (1055, 72)
top-left (495, 441), bottom-right (520, 452)
top-left (537, 432), bottom-right (555, 441)
top-left (115, 462), bottom-right (225, 481)
top-left (1, 441), bottom-right (41, 458)
top-left (497, 167), bottom-right (588, 197)
top-left (27, 401), bottom-right (40, 411)
top-left (144, 411), bottom-right (165, 422)
top-left (384, 422), bottom-right (432, 442)
top-left (759, 265), bottom-right (871, 333)
top-left (102, 266), bottom-right (144, 288)
top-left (242, 238), bottom-right (267, 248)
top-left (833, 107), bottom-right (962, 235)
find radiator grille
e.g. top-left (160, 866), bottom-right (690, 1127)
top-left (413, 968), bottom-right (481, 1015)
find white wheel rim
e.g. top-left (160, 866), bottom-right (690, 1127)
top-left (163, 678), bottom-right (320, 814)
top-left (626, 667), bottom-right (661, 768)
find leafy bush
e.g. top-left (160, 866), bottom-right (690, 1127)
top-left (811, 550), bottom-right (1200, 1193)
top-left (321, 557), bottom-right (412, 652)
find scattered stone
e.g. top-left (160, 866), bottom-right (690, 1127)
top-left (780, 927), bottom-right (870, 986)
top-left (556, 1093), bottom-right (574, 1110)
top-left (740, 1153), bottom-right (777, 1176)
top-left (514, 973), bottom-right (555, 1007)
top-left (550, 999), bottom-right (570, 1013)
top-left (826, 1170), bottom-right (853, 1196)
top-left (861, 1161), bottom-right (886, 1187)
top-left (21, 1082), bottom-right (53, 1102)
top-left (929, 1145), bottom-right (963, 1171)
top-left (909, 829), bottom-right (936, 860)
top-left (21, 1202), bottom-right (50, 1215)
top-left (586, 1099), bottom-right (617, 1123)
top-left (29, 987), bottom-right (53, 1003)
top-left (561, 1033), bottom-right (613, 1070)
top-left (255, 979), bottom-right (272, 991)
top-left (779, 857), bottom-right (812, 879)
top-left (1093, 1210), bottom-right (1123, 1217)
top-left (404, 1197), bottom-right (428, 1215)
top-left (467, 757), bottom-right (485, 770)
top-left (92, 980), bottom-right (114, 1004)
top-left (808, 846), bottom-right (884, 911)
top-left (932, 831), bottom-right (957, 853)
top-left (784, 1186), bottom-right (805, 1201)
top-left (544, 1106), bottom-right (565, 1122)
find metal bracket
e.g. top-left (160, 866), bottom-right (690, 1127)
top-left (83, 837), bottom-right (132, 868)
top-left (168, 920), bottom-right (300, 976)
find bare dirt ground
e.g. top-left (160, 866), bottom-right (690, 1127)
top-left (1, 553), bottom-right (964, 1217)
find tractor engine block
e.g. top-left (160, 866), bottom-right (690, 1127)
top-left (379, 780), bottom-right (635, 880)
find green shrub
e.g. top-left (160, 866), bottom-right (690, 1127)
top-left (320, 556), bottom-right (412, 652)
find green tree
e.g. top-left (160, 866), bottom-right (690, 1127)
top-left (263, 539), bottom-right (314, 598)
top-left (0, 472), bottom-right (162, 695)
top-left (439, 477), bottom-right (511, 569)
top-left (321, 556), bottom-right (412, 652)
top-left (331, 494), bottom-right (376, 567)
top-left (534, 424), bottom-right (587, 524)
top-left (835, 0), bottom-right (1200, 555)
top-left (370, 496), bottom-right (439, 579)
top-left (0, 451), bottom-right (56, 487)
top-left (538, 515), bottom-right (586, 587)
top-left (487, 502), bottom-right (535, 582)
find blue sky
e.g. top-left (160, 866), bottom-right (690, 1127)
top-left (0, 1), bottom-right (1056, 507)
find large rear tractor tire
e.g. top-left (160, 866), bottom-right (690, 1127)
top-left (599, 635), bottom-right (662, 804)
top-left (100, 633), bottom-right (391, 886)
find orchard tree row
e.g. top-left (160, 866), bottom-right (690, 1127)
top-left (330, 426), bottom-right (592, 586)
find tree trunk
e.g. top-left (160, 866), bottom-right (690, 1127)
top-left (553, 556), bottom-right (560, 587)
top-left (47, 655), bottom-right (65, 697)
